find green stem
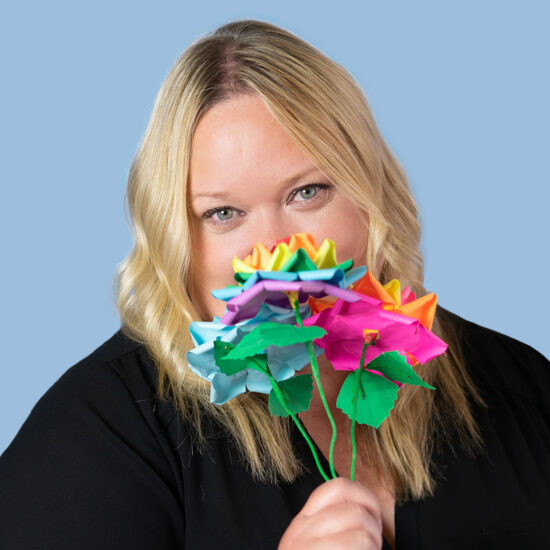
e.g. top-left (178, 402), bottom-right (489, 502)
top-left (350, 341), bottom-right (369, 481)
top-left (266, 372), bottom-right (330, 482)
top-left (292, 300), bottom-right (338, 479)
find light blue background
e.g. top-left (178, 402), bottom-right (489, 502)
top-left (1, 1), bottom-right (548, 453)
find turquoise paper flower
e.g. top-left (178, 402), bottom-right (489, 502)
top-left (186, 302), bottom-right (322, 404)
top-left (212, 265), bottom-right (366, 302)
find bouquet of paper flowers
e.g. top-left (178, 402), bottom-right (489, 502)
top-left (187, 233), bottom-right (447, 481)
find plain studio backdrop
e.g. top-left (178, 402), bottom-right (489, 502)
top-left (1, 1), bottom-right (548, 453)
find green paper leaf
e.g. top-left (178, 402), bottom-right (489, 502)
top-left (213, 339), bottom-right (267, 375)
top-left (279, 249), bottom-right (318, 272)
top-left (367, 351), bottom-right (435, 389)
top-left (337, 370), bottom-right (399, 428)
top-left (269, 374), bottom-right (313, 417)
top-left (225, 322), bottom-right (326, 360)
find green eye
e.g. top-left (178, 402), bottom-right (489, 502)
top-left (215, 208), bottom-right (234, 220)
top-left (299, 186), bottom-right (318, 199)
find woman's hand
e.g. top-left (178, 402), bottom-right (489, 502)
top-left (278, 477), bottom-right (383, 550)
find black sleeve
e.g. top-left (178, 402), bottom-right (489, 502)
top-left (0, 358), bottom-right (185, 549)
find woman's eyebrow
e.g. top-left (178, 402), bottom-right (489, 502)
top-left (281, 166), bottom-right (323, 187)
top-left (191, 190), bottom-right (232, 201)
top-left (191, 167), bottom-right (324, 201)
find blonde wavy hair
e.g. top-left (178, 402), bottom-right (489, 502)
top-left (115, 19), bottom-right (485, 502)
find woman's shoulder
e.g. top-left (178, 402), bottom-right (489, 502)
top-left (66, 329), bottom-right (154, 392)
top-left (54, 328), bottom-right (152, 391)
top-left (3, 328), bottom-right (187, 478)
top-left (405, 308), bottom-right (550, 547)
top-left (0, 329), bottom-right (186, 549)
top-left (77, 327), bottom-right (144, 365)
top-left (13, 329), bottom-right (175, 436)
top-left (439, 307), bottom-right (549, 408)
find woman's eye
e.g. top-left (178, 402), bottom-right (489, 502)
top-left (298, 186), bottom-right (318, 199)
top-left (213, 208), bottom-right (234, 221)
top-left (201, 206), bottom-right (239, 225)
top-left (289, 183), bottom-right (332, 205)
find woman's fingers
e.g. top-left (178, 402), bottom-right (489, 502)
top-left (312, 529), bottom-right (382, 550)
top-left (301, 500), bottom-right (382, 541)
top-left (301, 477), bottom-right (382, 522)
top-left (278, 478), bottom-right (383, 550)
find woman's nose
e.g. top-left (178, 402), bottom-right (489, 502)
top-left (251, 212), bottom-right (300, 252)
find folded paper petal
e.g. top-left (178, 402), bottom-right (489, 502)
top-left (187, 303), bottom-right (322, 404)
top-left (219, 279), bottom-right (380, 325)
top-left (340, 271), bottom-right (438, 330)
top-left (398, 293), bottom-right (437, 330)
top-left (232, 232), bottom-right (356, 276)
top-left (213, 266), bottom-right (367, 305)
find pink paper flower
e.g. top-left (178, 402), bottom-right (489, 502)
top-left (302, 298), bottom-right (447, 371)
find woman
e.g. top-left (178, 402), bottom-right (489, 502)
top-left (1, 19), bottom-right (548, 550)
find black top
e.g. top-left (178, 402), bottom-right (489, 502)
top-left (1, 311), bottom-right (549, 549)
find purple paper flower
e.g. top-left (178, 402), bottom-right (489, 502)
top-left (219, 279), bottom-right (378, 325)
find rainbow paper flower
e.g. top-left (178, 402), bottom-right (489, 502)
top-left (213, 233), bottom-right (366, 324)
top-left (186, 232), bottom-right (446, 481)
top-left (213, 234), bottom-right (365, 321)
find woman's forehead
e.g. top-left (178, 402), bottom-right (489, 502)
top-left (188, 95), bottom-right (323, 199)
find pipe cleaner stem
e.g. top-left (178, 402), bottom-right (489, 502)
top-left (291, 299), bottom-right (338, 479)
top-left (266, 373), bottom-right (330, 482)
top-left (350, 341), bottom-right (369, 481)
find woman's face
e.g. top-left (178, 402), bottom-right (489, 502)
top-left (188, 94), bottom-right (365, 319)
